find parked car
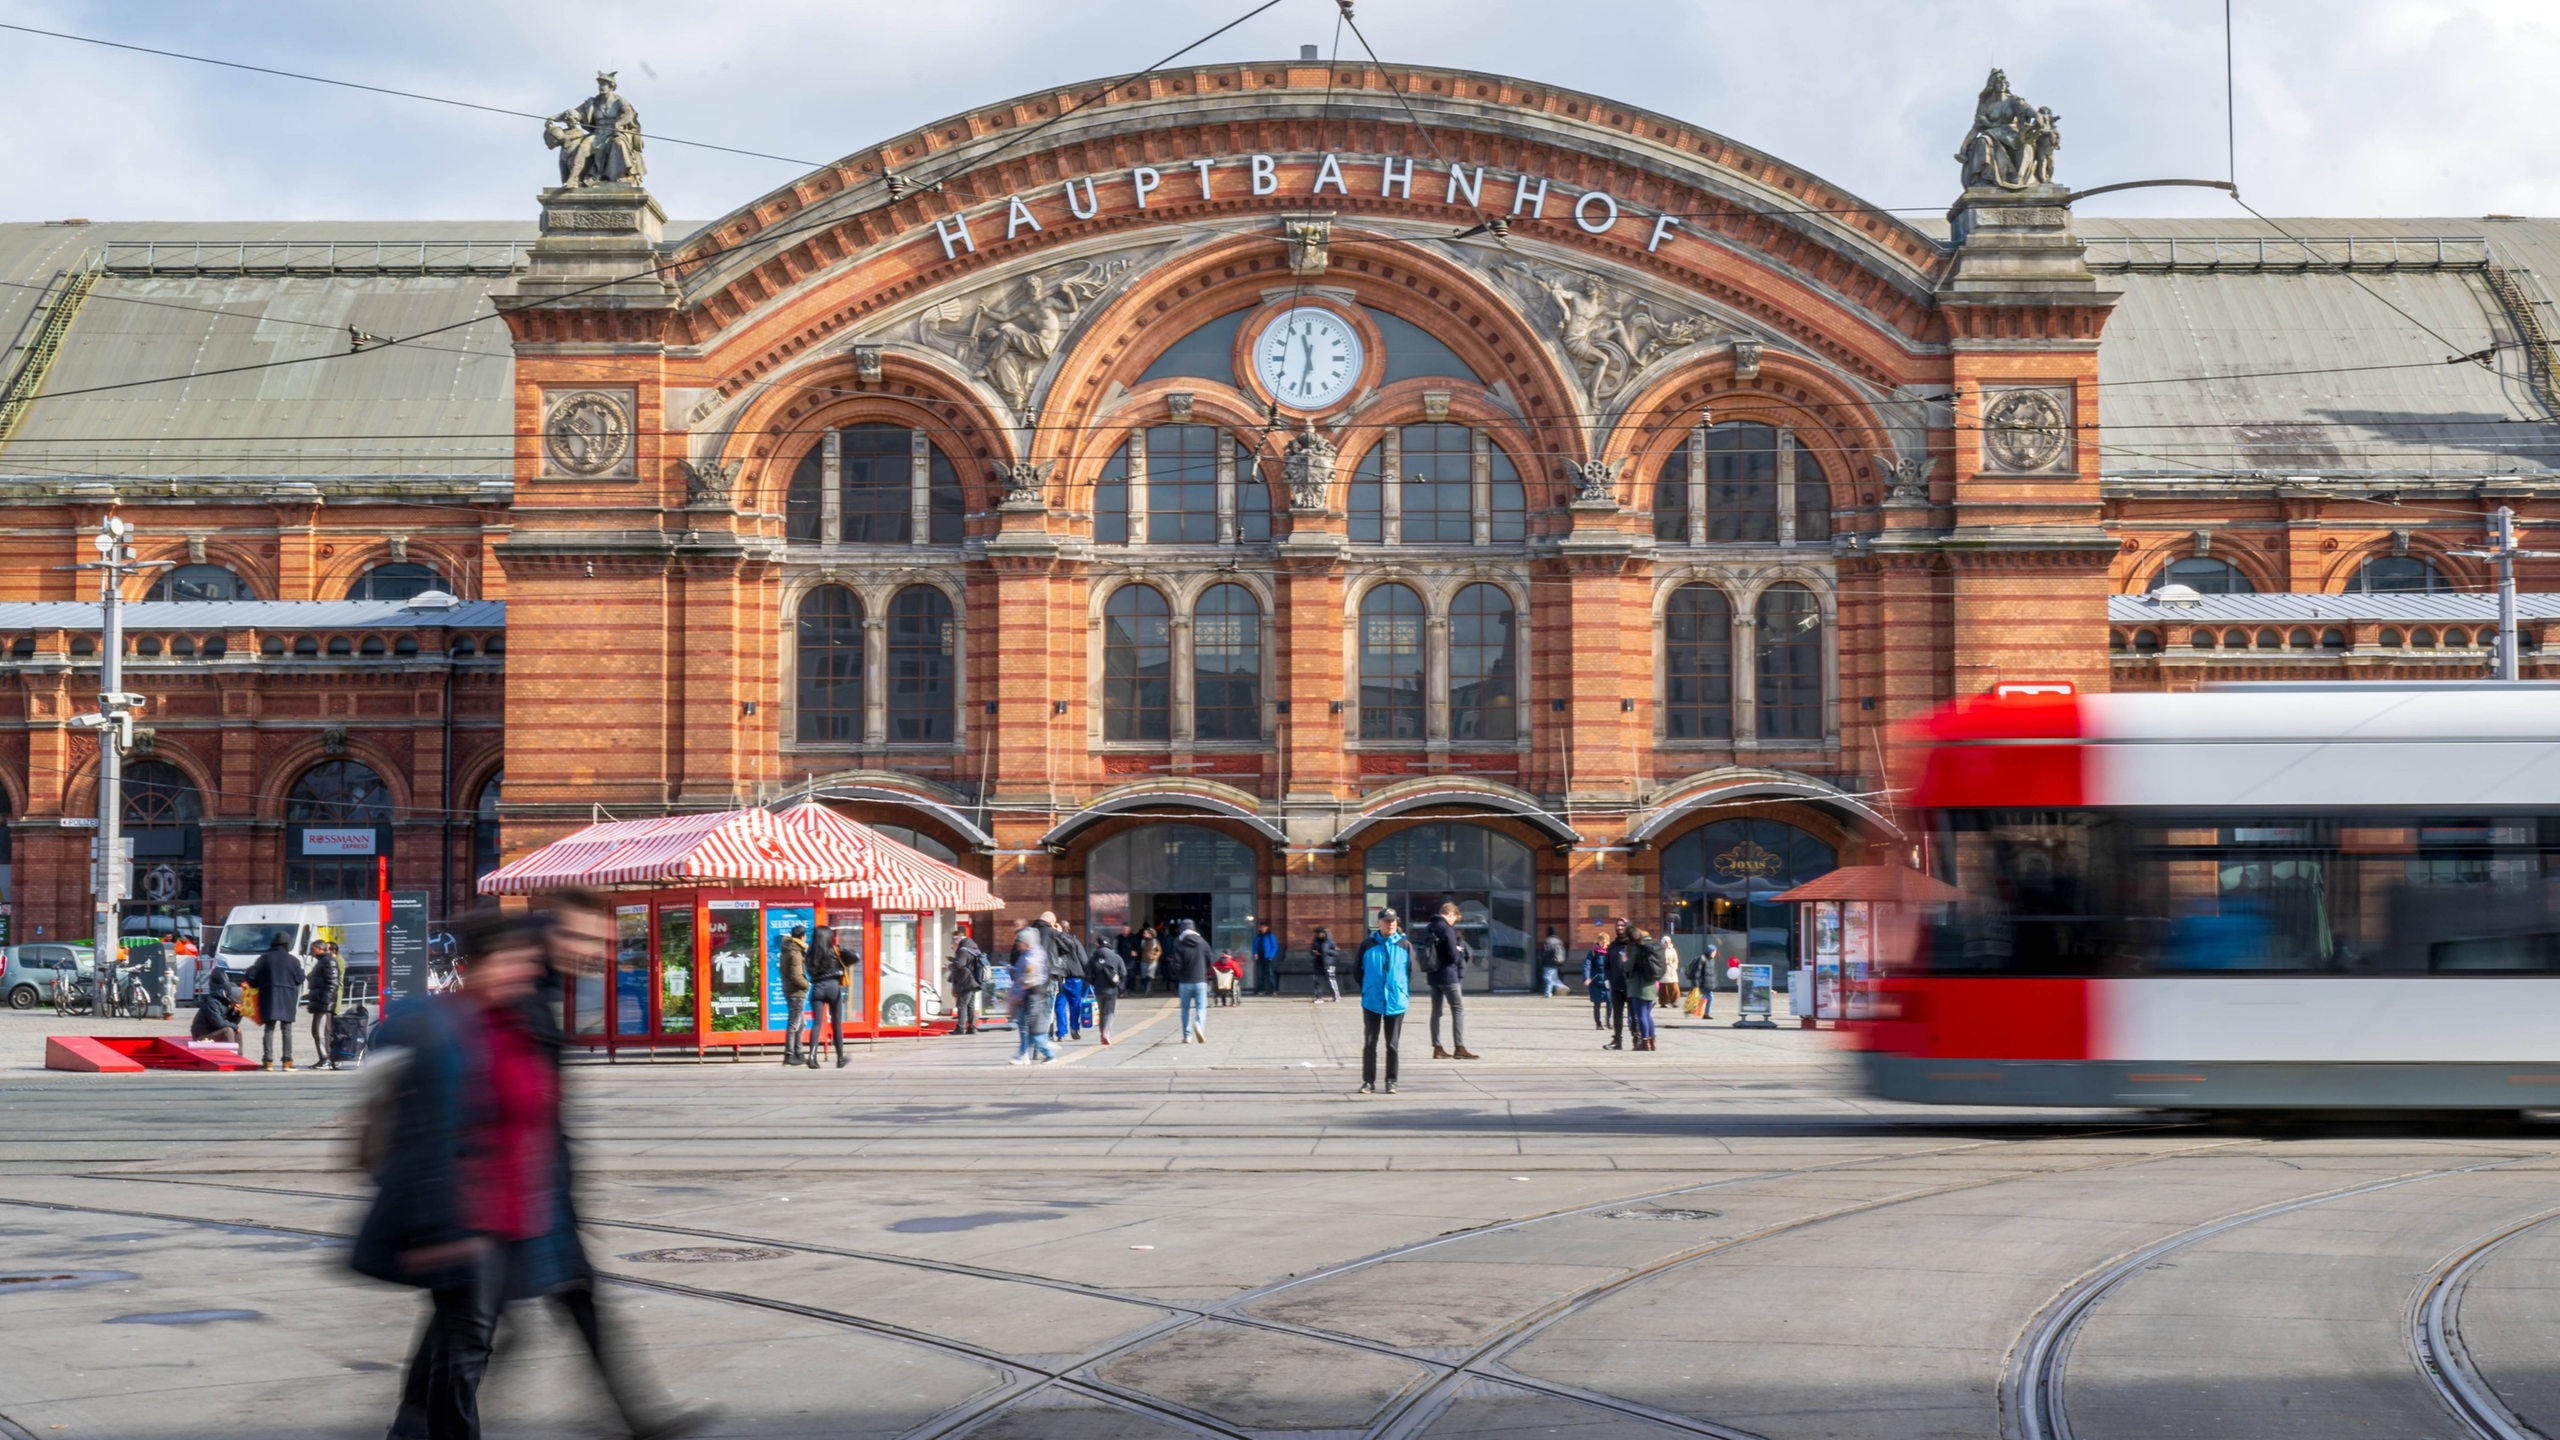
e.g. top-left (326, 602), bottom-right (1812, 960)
top-left (3, 944), bottom-right (92, 1010)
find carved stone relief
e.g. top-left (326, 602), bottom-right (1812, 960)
top-left (680, 458), bottom-right (737, 508)
top-left (1979, 387), bottom-right (2072, 473)
top-left (1488, 258), bottom-right (1710, 404)
top-left (915, 256), bottom-right (1137, 416)
top-left (542, 388), bottom-right (637, 478)
top-left (1282, 420), bottom-right (1338, 511)
top-left (1877, 452), bottom-right (1933, 502)
top-left (1283, 213), bottom-right (1334, 277)
top-left (994, 459), bottom-right (1055, 507)
top-left (1565, 457), bottom-right (1626, 505)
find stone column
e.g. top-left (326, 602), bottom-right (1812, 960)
top-left (1732, 602), bottom-right (1759, 744)
top-left (1686, 426), bottom-right (1708, 547)
top-left (862, 612), bottom-right (888, 746)
top-left (821, 430), bottom-right (843, 547)
top-left (1425, 613), bottom-right (1450, 747)
top-left (1471, 429), bottom-right (1493, 546)
top-left (1169, 613), bottom-right (1196, 745)
top-left (1127, 431), bottom-right (1151, 545)
top-left (1380, 429), bottom-right (1402, 545)
top-left (908, 428), bottom-right (931, 546)
top-left (1215, 442), bottom-right (1237, 546)
top-left (1776, 427), bottom-right (1799, 548)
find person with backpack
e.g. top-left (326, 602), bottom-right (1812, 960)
top-left (801, 924), bottom-right (848, 1069)
top-left (1682, 940), bottom-right (1717, 1020)
top-left (1086, 938), bottom-right (1125, 1045)
top-left (1251, 921), bottom-right (1281, 997)
top-left (1037, 910), bottom-right (1088, 1041)
top-left (1603, 918), bottom-right (1637, 1051)
top-left (1357, 908), bottom-right (1413, 1095)
top-left (243, 933), bottom-right (305, 1071)
top-left (777, 924), bottom-right (811, 1066)
top-left (1170, 918), bottom-right (1214, 1043)
top-left (1008, 923), bottom-right (1055, 1065)
top-left (1537, 928), bottom-right (1568, 998)
top-left (1419, 901), bottom-right (1478, 1060)
top-left (1307, 927), bottom-right (1341, 1003)
top-left (1626, 926), bottom-right (1670, 1051)
top-left (947, 929), bottom-right (987, 1035)
top-left (1582, 926), bottom-right (1612, 1031)
top-left (191, 965), bottom-right (243, 1047)
top-left (305, 940), bottom-right (344, 1070)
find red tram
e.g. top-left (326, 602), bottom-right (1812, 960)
top-left (1858, 684), bottom-right (2560, 1110)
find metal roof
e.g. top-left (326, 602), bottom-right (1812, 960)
top-left (2107, 592), bottom-right (2560, 623)
top-left (0, 599), bottom-right (505, 630)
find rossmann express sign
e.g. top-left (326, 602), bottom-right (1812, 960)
top-left (289, 826), bottom-right (392, 859)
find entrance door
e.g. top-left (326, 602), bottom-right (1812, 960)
top-left (1145, 892), bottom-right (1215, 941)
top-left (1660, 818), bottom-right (1838, 983)
top-left (1361, 823), bottom-right (1534, 992)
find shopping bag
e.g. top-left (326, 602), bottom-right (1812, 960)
top-left (1685, 989), bottom-right (1709, 1019)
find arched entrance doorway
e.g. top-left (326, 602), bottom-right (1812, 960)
top-left (1660, 818), bottom-right (1838, 977)
top-left (123, 760), bottom-right (205, 946)
top-left (1087, 824), bottom-right (1258, 956)
top-left (1361, 823), bottom-right (1534, 992)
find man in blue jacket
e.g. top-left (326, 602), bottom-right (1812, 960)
top-left (1251, 921), bottom-right (1281, 996)
top-left (1358, 908), bottom-right (1413, 1095)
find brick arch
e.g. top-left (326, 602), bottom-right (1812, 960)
top-left (1040, 234), bottom-right (1583, 479)
top-left (1331, 383), bottom-right (1558, 513)
top-left (2116, 537), bottom-right (2280, 596)
top-left (1608, 354), bottom-right (1894, 511)
top-left (2319, 534), bottom-right (2488, 594)
top-left (257, 743), bottom-right (414, 823)
top-left (123, 537), bottom-right (276, 602)
top-left (316, 540), bottom-right (475, 603)
top-left (59, 738), bottom-right (219, 820)
top-left (1075, 389), bottom-right (1288, 519)
top-left (718, 350), bottom-right (1018, 518)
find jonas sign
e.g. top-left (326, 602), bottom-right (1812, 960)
top-left (924, 151), bottom-right (1692, 261)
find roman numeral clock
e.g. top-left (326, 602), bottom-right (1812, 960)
top-left (1251, 304), bottom-right (1365, 411)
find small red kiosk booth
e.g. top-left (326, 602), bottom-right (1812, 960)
top-left (479, 805), bottom-right (1002, 1056)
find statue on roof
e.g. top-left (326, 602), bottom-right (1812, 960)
top-left (1956, 68), bottom-right (2058, 191)
top-left (545, 71), bottom-right (647, 188)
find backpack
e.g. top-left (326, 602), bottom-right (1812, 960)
top-left (1630, 938), bottom-right (1669, 988)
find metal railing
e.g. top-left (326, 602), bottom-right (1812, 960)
top-left (2084, 235), bottom-right (2491, 273)
top-left (99, 239), bottom-right (531, 277)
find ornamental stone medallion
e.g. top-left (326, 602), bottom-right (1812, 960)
top-left (1979, 386), bottom-right (2072, 473)
top-left (542, 388), bottom-right (637, 478)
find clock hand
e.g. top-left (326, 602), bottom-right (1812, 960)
top-left (1295, 328), bottom-right (1314, 393)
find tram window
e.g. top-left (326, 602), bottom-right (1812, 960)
top-left (1929, 810), bottom-right (2560, 977)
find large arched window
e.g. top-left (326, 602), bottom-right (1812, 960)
top-left (885, 586), bottom-right (955, 744)
top-left (1706, 423), bottom-right (1780, 543)
top-left (471, 772), bottom-right (503, 886)
top-left (1094, 427), bottom-right (1263, 546)
top-left (1664, 583), bottom-right (1734, 740)
top-left (1403, 423), bottom-right (1475, 544)
top-left (146, 564), bottom-right (254, 603)
top-left (1358, 583), bottom-right (1427, 741)
top-left (1755, 583), bottom-right (1824, 741)
top-left (2152, 557), bottom-right (2254, 594)
top-left (346, 563), bottom-right (446, 602)
top-left (1193, 583), bottom-right (1262, 743)
top-left (784, 423), bottom-right (965, 546)
top-left (795, 585), bottom-right (864, 743)
top-left (285, 759), bottom-right (393, 901)
top-left (1103, 585), bottom-right (1172, 742)
top-left (1448, 584), bottom-right (1518, 742)
top-left (1654, 448), bottom-right (1692, 543)
top-left (1087, 823), bottom-right (1258, 955)
top-left (2349, 555), bottom-right (2447, 594)
top-left (1795, 447), bottom-right (1832, 543)
top-left (123, 760), bottom-right (204, 938)
top-left (1661, 818), bottom-right (1837, 969)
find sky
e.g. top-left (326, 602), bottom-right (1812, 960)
top-left (0, 0), bottom-right (2554, 226)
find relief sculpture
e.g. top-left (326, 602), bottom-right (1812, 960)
top-left (916, 257), bottom-right (1136, 415)
top-left (1491, 259), bottom-right (1709, 404)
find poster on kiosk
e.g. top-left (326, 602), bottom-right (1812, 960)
top-left (763, 904), bottom-right (816, 1029)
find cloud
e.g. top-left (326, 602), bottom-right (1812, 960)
top-left (0, 0), bottom-right (2550, 224)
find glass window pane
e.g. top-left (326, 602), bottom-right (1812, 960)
top-left (2154, 557), bottom-right (2253, 594)
top-left (1359, 583), bottom-right (1426, 740)
top-left (1755, 583), bottom-right (1823, 740)
top-left (1448, 584), bottom-right (1517, 742)
top-left (1144, 425), bottom-right (1220, 545)
top-left (1234, 441), bottom-right (1271, 544)
top-left (345, 563), bottom-right (446, 602)
top-left (1488, 443), bottom-right (1525, 543)
top-left (1348, 445), bottom-right (1383, 543)
top-left (1705, 423), bottom-right (1779, 543)
top-left (1664, 584), bottom-right (1733, 740)
top-left (795, 585), bottom-right (864, 743)
top-left (928, 449), bottom-right (964, 545)
top-left (839, 424), bottom-right (913, 545)
top-left (1654, 447), bottom-right (1691, 543)
top-left (786, 448), bottom-right (823, 542)
top-left (886, 587), bottom-right (954, 743)
top-left (1400, 424), bottom-right (1473, 544)
top-left (147, 564), bottom-right (255, 602)
top-left (1104, 585), bottom-right (1172, 741)
top-left (1193, 584), bottom-right (1261, 742)
top-left (1794, 448), bottom-right (1831, 542)
top-left (2350, 556), bottom-right (2444, 594)
top-left (1095, 445), bottom-right (1130, 545)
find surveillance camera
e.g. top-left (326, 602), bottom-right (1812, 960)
top-left (68, 713), bottom-right (109, 731)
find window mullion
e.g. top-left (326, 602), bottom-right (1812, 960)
top-left (1171, 614), bottom-right (1196, 743)
top-left (1777, 427), bottom-right (1798, 548)
top-left (1129, 430), bottom-right (1151, 545)
top-left (1734, 601), bottom-right (1758, 744)
top-left (1381, 429), bottom-right (1403, 546)
top-left (908, 429), bottom-right (931, 547)
top-left (1471, 429), bottom-right (1492, 546)
top-left (862, 612), bottom-right (888, 746)
top-left (821, 430), bottom-right (843, 547)
top-left (1215, 438), bottom-right (1236, 546)
top-left (1687, 426), bottom-right (1707, 546)
top-left (1426, 612), bottom-right (1450, 744)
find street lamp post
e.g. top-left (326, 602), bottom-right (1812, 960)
top-left (2456, 506), bottom-right (2557, 682)
top-left (75, 518), bottom-right (157, 1010)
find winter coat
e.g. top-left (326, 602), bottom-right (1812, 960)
top-left (1627, 936), bottom-right (1670, 989)
top-left (1418, 914), bottom-right (1468, 990)
top-left (304, 952), bottom-right (341, 1014)
top-left (1038, 923), bottom-right (1086, 982)
top-left (806, 932), bottom-right (846, 985)
top-left (1170, 927), bottom-right (1214, 986)
top-left (1309, 934), bottom-right (1340, 973)
top-left (1539, 934), bottom-right (1567, 973)
top-left (190, 971), bottom-right (241, 1038)
top-left (243, 943), bottom-right (304, 1018)
top-left (1087, 949), bottom-right (1125, 994)
top-left (1603, 935), bottom-right (1637, 996)
top-left (1582, 945), bottom-right (1610, 995)
top-left (1359, 930), bottom-right (1413, 1016)
top-left (351, 994), bottom-right (582, 1298)
top-left (779, 934), bottom-right (810, 996)
top-left (1252, 930), bottom-right (1280, 963)
top-left (947, 938), bottom-right (986, 995)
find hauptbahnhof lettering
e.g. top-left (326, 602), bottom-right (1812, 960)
top-left (0, 59), bottom-right (2553, 981)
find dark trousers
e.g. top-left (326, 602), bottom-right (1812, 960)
top-left (1253, 955), bottom-right (1278, 994)
top-left (1428, 982), bottom-right (1466, 1050)
top-left (955, 989), bottom-right (982, 1033)
top-left (782, 992), bottom-right (807, 1057)
top-left (804, 979), bottom-right (845, 1058)
top-left (307, 1006), bottom-right (334, 1063)
top-left (1608, 990), bottom-right (1629, 1046)
top-left (1362, 1009), bottom-right (1402, 1088)
top-left (261, 1017), bottom-right (294, 1065)
top-left (392, 1248), bottom-right (505, 1439)
top-left (1094, 990), bottom-right (1117, 1037)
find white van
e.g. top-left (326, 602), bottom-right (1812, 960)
top-left (200, 901), bottom-right (380, 1003)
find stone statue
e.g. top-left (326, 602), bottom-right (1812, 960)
top-left (1493, 259), bottom-right (1707, 404)
top-left (1284, 214), bottom-right (1333, 277)
top-left (919, 258), bottom-right (1133, 414)
top-left (994, 459), bottom-right (1054, 506)
top-left (546, 71), bottom-right (646, 188)
top-left (1956, 68), bottom-right (2058, 191)
top-left (1282, 419), bottom-right (1337, 510)
top-left (1566, 457), bottom-right (1626, 505)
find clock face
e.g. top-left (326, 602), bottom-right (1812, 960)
top-left (1252, 306), bottom-right (1364, 411)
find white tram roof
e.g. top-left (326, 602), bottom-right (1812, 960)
top-left (2079, 685), bottom-right (2560, 809)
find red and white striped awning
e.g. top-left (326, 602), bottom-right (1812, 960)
top-left (478, 808), bottom-right (858, 894)
top-left (775, 803), bottom-right (1006, 913)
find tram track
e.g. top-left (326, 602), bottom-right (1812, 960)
top-left (2003, 1156), bottom-right (2532, 1440)
top-left (2412, 1207), bottom-right (2560, 1440)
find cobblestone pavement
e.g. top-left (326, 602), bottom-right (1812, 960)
top-left (2, 996), bottom-right (2555, 1438)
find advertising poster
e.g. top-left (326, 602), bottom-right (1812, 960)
top-left (1842, 901), bottom-right (1875, 1019)
top-left (706, 900), bottom-right (761, 1032)
top-left (615, 905), bottom-right (652, 1036)
top-left (1738, 963), bottom-right (1775, 1020)
top-left (764, 905), bottom-right (815, 1030)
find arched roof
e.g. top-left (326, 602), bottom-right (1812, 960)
top-left (1334, 779), bottom-right (1580, 846)
top-left (1039, 781), bottom-right (1287, 847)
top-left (1629, 768), bottom-right (1901, 843)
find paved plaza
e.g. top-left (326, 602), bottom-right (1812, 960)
top-left (4, 995), bottom-right (2560, 1438)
